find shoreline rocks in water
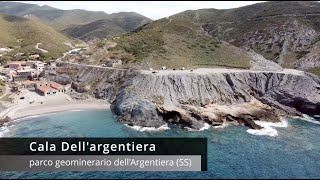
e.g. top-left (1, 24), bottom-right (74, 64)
top-left (0, 116), bottom-right (11, 127)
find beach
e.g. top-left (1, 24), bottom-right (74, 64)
top-left (10, 100), bottom-right (110, 120)
top-left (0, 89), bottom-right (110, 120)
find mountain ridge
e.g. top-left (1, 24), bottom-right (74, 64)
top-left (0, 13), bottom-right (71, 61)
top-left (0, 1), bottom-right (152, 40)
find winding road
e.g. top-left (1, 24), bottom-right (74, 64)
top-left (35, 43), bottom-right (48, 53)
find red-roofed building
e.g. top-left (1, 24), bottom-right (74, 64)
top-left (35, 81), bottom-right (65, 96)
top-left (50, 82), bottom-right (65, 93)
top-left (36, 86), bottom-right (57, 96)
top-left (9, 63), bottom-right (22, 70)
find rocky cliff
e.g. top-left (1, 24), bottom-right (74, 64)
top-left (111, 69), bottom-right (320, 129)
top-left (45, 62), bottom-right (136, 101)
top-left (47, 63), bottom-right (320, 130)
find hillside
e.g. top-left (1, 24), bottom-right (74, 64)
top-left (108, 1), bottom-right (320, 74)
top-left (62, 12), bottom-right (151, 41)
top-left (0, 1), bottom-right (109, 30)
top-left (107, 15), bottom-right (254, 69)
top-left (0, 1), bottom-right (152, 40)
top-left (0, 14), bottom-right (71, 60)
top-left (175, 1), bottom-right (320, 73)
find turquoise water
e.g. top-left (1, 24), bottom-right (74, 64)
top-left (1, 110), bottom-right (320, 179)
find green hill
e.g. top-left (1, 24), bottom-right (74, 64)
top-left (62, 12), bottom-right (152, 41)
top-left (0, 1), bottom-right (108, 30)
top-left (109, 1), bottom-right (320, 73)
top-left (0, 14), bottom-right (71, 60)
top-left (109, 18), bottom-right (252, 69)
top-left (0, 1), bottom-right (152, 40)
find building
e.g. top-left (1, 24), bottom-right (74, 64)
top-left (34, 62), bottom-right (45, 72)
top-left (50, 82), bottom-right (65, 93)
top-left (35, 81), bottom-right (65, 96)
top-left (13, 69), bottom-right (36, 81)
top-left (21, 80), bottom-right (37, 91)
top-left (11, 82), bottom-right (22, 92)
top-left (36, 81), bottom-right (52, 88)
top-left (29, 54), bottom-right (40, 59)
top-left (25, 61), bottom-right (39, 67)
top-left (0, 68), bottom-right (10, 76)
top-left (44, 62), bottom-right (56, 75)
top-left (64, 84), bottom-right (72, 94)
top-left (5, 70), bottom-right (16, 81)
top-left (105, 59), bottom-right (122, 68)
top-left (8, 62), bottom-right (22, 70)
top-left (36, 86), bottom-right (57, 96)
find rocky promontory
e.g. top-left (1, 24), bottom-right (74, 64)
top-left (111, 68), bottom-right (320, 130)
top-left (47, 63), bottom-right (320, 130)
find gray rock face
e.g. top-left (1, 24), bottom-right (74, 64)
top-left (48, 62), bottom-right (320, 129)
top-left (111, 91), bottom-right (166, 127)
top-left (47, 62), bottom-right (135, 102)
top-left (111, 69), bottom-right (320, 128)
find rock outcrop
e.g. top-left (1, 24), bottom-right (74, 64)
top-left (47, 63), bottom-right (320, 130)
top-left (110, 69), bottom-right (320, 129)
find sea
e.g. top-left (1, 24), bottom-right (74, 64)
top-left (0, 110), bottom-right (319, 179)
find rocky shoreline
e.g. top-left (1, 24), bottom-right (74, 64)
top-left (47, 63), bottom-right (320, 131)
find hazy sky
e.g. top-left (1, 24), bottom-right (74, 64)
top-left (20, 1), bottom-right (265, 20)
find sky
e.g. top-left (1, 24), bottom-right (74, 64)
top-left (20, 1), bottom-right (265, 20)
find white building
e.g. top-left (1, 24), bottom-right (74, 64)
top-left (34, 62), bottom-right (45, 72)
top-left (29, 54), bottom-right (40, 59)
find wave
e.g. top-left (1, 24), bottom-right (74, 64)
top-left (125, 124), bottom-right (170, 132)
top-left (69, 110), bottom-right (83, 112)
top-left (185, 123), bottom-right (211, 132)
top-left (247, 119), bottom-right (288, 137)
top-left (0, 124), bottom-right (14, 137)
top-left (212, 123), bottom-right (229, 129)
top-left (298, 114), bottom-right (320, 125)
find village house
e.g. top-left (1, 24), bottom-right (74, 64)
top-left (29, 54), bottom-right (40, 59)
top-left (35, 81), bottom-right (65, 96)
top-left (25, 60), bottom-right (39, 67)
top-left (21, 80), bottom-right (38, 91)
top-left (44, 63), bottom-right (57, 75)
top-left (36, 81), bottom-right (51, 87)
top-left (36, 86), bottom-right (57, 96)
top-left (64, 84), bottom-right (72, 94)
top-left (13, 69), bottom-right (37, 81)
top-left (34, 62), bottom-right (45, 72)
top-left (8, 62), bottom-right (23, 70)
top-left (5, 70), bottom-right (16, 81)
top-left (11, 82), bottom-right (23, 92)
top-left (50, 82), bottom-right (65, 93)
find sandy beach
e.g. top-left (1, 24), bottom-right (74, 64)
top-left (0, 89), bottom-right (110, 120)
top-left (10, 100), bottom-right (110, 120)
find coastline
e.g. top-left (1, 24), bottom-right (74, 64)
top-left (3, 99), bottom-right (110, 121)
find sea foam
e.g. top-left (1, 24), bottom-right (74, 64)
top-left (185, 123), bottom-right (211, 131)
top-left (125, 124), bottom-right (170, 132)
top-left (247, 119), bottom-right (288, 137)
top-left (0, 124), bottom-right (14, 137)
top-left (296, 114), bottom-right (320, 125)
